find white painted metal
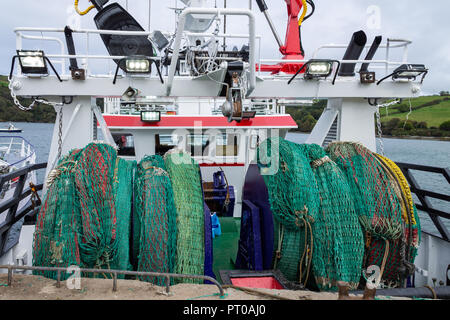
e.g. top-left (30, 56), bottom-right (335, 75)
top-left (306, 100), bottom-right (339, 146)
top-left (414, 232), bottom-right (450, 287)
top-left (44, 97), bottom-right (94, 184)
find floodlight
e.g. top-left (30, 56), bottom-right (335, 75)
top-left (141, 111), bottom-right (161, 123)
top-left (17, 50), bottom-right (47, 75)
top-left (377, 64), bottom-right (428, 85)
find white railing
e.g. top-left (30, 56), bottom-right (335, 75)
top-left (12, 10), bottom-right (412, 88)
top-left (0, 137), bottom-right (36, 169)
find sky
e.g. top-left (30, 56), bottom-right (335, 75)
top-left (1, 0), bottom-right (449, 94)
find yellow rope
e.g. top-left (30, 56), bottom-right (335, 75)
top-left (376, 155), bottom-right (417, 226)
top-left (298, 0), bottom-right (308, 27)
top-left (75, 0), bottom-right (95, 16)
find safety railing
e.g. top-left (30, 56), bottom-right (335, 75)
top-left (397, 162), bottom-right (450, 241)
top-left (0, 264), bottom-right (225, 297)
top-left (0, 137), bottom-right (36, 169)
top-left (13, 24), bottom-right (412, 87)
top-left (312, 38), bottom-right (412, 74)
top-left (0, 162), bottom-right (47, 255)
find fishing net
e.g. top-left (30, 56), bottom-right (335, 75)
top-left (257, 137), bottom-right (319, 284)
top-left (326, 142), bottom-right (403, 240)
top-left (134, 155), bottom-right (177, 286)
top-left (373, 154), bottom-right (421, 286)
top-left (326, 142), bottom-right (419, 287)
top-left (74, 143), bottom-right (119, 272)
top-left (32, 149), bottom-right (82, 280)
top-left (164, 149), bottom-right (205, 283)
top-left (305, 144), bottom-right (365, 291)
top-left (110, 158), bottom-right (136, 275)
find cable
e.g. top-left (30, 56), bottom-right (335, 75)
top-left (298, 0), bottom-right (308, 27)
top-left (74, 0), bottom-right (95, 16)
top-left (303, 0), bottom-right (315, 21)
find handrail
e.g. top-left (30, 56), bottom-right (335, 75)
top-left (0, 264), bottom-right (225, 297)
top-left (0, 137), bottom-right (36, 169)
top-left (0, 162), bottom-right (47, 255)
top-left (396, 162), bottom-right (450, 241)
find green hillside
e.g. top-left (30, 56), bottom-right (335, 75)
top-left (0, 75), bottom-right (56, 123)
top-left (380, 96), bottom-right (450, 128)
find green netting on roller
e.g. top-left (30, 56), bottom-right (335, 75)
top-left (74, 143), bottom-right (119, 272)
top-left (326, 142), bottom-right (419, 287)
top-left (134, 155), bottom-right (177, 286)
top-left (164, 150), bottom-right (205, 284)
top-left (257, 137), bottom-right (319, 284)
top-left (305, 144), bottom-right (365, 291)
top-left (326, 142), bottom-right (403, 240)
top-left (32, 149), bottom-right (82, 280)
top-left (110, 158), bottom-right (136, 275)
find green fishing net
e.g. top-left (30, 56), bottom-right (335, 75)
top-left (32, 149), bottom-right (82, 280)
top-left (305, 144), bottom-right (365, 291)
top-left (134, 155), bottom-right (177, 286)
top-left (257, 137), bottom-right (319, 284)
top-left (164, 150), bottom-right (205, 284)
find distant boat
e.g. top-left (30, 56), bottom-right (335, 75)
top-left (0, 123), bottom-right (22, 133)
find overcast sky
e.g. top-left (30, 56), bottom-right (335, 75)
top-left (1, 0), bottom-right (449, 94)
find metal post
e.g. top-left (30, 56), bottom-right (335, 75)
top-left (7, 266), bottom-right (12, 286)
top-left (113, 272), bottom-right (117, 292)
top-left (56, 270), bottom-right (61, 288)
top-left (165, 276), bottom-right (171, 294)
top-left (223, 0), bottom-right (227, 50)
top-left (148, 0), bottom-right (152, 31)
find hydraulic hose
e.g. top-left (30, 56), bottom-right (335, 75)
top-left (75, 0), bottom-right (95, 16)
top-left (298, 0), bottom-right (308, 27)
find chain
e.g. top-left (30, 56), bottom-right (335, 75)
top-left (57, 105), bottom-right (64, 160)
top-left (8, 77), bottom-right (64, 111)
top-left (8, 79), bottom-right (37, 111)
top-left (375, 99), bottom-right (401, 156)
top-left (375, 107), bottom-right (384, 156)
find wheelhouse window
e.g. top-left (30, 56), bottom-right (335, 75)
top-left (155, 134), bottom-right (178, 156)
top-left (113, 134), bottom-right (135, 156)
top-left (187, 134), bottom-right (210, 157)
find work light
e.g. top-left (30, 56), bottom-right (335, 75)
top-left (141, 111), bottom-right (161, 123)
top-left (305, 61), bottom-right (333, 79)
top-left (392, 64), bottom-right (428, 80)
top-left (288, 59), bottom-right (340, 85)
top-left (377, 64), bottom-right (428, 85)
top-left (16, 50), bottom-right (47, 75)
top-left (125, 57), bottom-right (151, 74)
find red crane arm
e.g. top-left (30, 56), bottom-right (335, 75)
top-left (256, 0), bottom-right (306, 74)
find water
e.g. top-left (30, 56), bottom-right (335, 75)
top-left (2, 123), bottom-right (448, 236)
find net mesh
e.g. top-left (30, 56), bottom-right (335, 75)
top-left (74, 143), bottom-right (119, 272)
top-left (258, 138), bottom-right (364, 291)
top-left (257, 137), bottom-right (319, 285)
top-left (305, 144), bottom-right (365, 291)
top-left (326, 142), bottom-right (420, 287)
top-left (134, 155), bottom-right (177, 286)
top-left (32, 150), bottom-right (82, 280)
top-left (110, 158), bottom-right (136, 275)
top-left (164, 149), bottom-right (205, 283)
